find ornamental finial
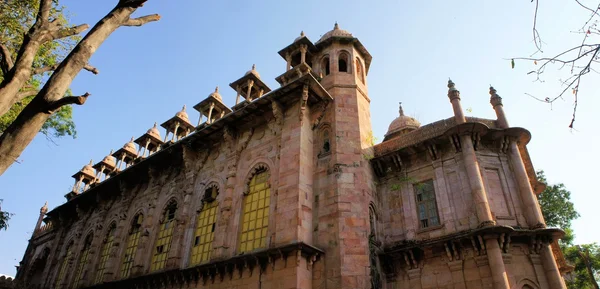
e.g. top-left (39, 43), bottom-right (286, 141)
top-left (40, 201), bottom-right (48, 214)
top-left (399, 102), bottom-right (405, 116)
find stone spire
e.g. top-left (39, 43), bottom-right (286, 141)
top-left (40, 201), bottom-right (48, 215)
top-left (489, 85), bottom-right (509, 128)
top-left (447, 79), bottom-right (466, 124)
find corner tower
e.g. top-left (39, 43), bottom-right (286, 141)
top-left (311, 23), bottom-right (377, 288)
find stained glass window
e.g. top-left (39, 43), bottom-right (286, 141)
top-left (95, 224), bottom-right (115, 283)
top-left (190, 187), bottom-right (218, 265)
top-left (121, 214), bottom-right (143, 278)
top-left (55, 241), bottom-right (74, 288)
top-left (150, 202), bottom-right (177, 271)
top-left (72, 234), bottom-right (93, 288)
top-left (414, 180), bottom-right (440, 228)
top-left (239, 170), bottom-right (270, 253)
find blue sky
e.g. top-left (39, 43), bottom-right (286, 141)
top-left (1, 0), bottom-right (598, 276)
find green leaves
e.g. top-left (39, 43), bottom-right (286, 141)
top-left (0, 199), bottom-right (13, 231)
top-left (511, 58), bottom-right (515, 69)
top-left (0, 0), bottom-right (79, 140)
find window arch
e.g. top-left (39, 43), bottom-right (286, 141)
top-left (73, 233), bottom-right (93, 288)
top-left (355, 57), bottom-right (365, 84)
top-left (190, 184), bottom-right (219, 265)
top-left (95, 222), bottom-right (116, 284)
top-left (321, 55), bottom-right (330, 76)
top-left (150, 200), bottom-right (178, 271)
top-left (239, 166), bottom-right (270, 253)
top-left (318, 124), bottom-right (332, 157)
top-left (338, 52), bottom-right (349, 73)
top-left (55, 240), bottom-right (74, 288)
top-left (120, 213), bottom-right (143, 278)
top-left (369, 204), bottom-right (378, 238)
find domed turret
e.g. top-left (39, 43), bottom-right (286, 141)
top-left (80, 159), bottom-right (96, 178)
top-left (123, 137), bottom-right (137, 155)
top-left (175, 105), bottom-right (190, 122)
top-left (384, 103), bottom-right (420, 141)
top-left (101, 152), bottom-right (116, 168)
top-left (208, 86), bottom-right (222, 101)
top-left (245, 64), bottom-right (261, 79)
top-left (317, 23), bottom-right (353, 44)
top-left (147, 122), bottom-right (161, 140)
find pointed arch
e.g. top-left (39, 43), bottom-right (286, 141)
top-left (338, 51), bottom-right (350, 73)
top-left (73, 233), bottom-right (94, 288)
top-left (150, 199), bottom-right (178, 271)
top-left (369, 202), bottom-right (379, 237)
top-left (320, 55), bottom-right (330, 76)
top-left (239, 163), bottom-right (271, 253)
top-left (355, 57), bottom-right (365, 84)
top-left (120, 212), bottom-right (143, 278)
top-left (95, 221), bottom-right (117, 284)
top-left (55, 239), bottom-right (75, 288)
top-left (190, 182), bottom-right (220, 265)
top-left (517, 278), bottom-right (540, 289)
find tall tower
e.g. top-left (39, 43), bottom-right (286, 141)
top-left (311, 23), bottom-right (376, 288)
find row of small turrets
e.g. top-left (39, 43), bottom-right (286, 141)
top-left (66, 65), bottom-right (272, 201)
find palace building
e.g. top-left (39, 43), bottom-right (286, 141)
top-left (14, 24), bottom-right (570, 289)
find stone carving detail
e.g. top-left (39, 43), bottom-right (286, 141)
top-left (299, 83), bottom-right (309, 123)
top-left (312, 100), bottom-right (330, 130)
top-left (223, 125), bottom-right (235, 154)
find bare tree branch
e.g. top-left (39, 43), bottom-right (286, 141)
top-left (122, 14), bottom-right (161, 27)
top-left (37, 0), bottom-right (53, 26)
top-left (33, 63), bottom-right (99, 75)
top-left (46, 92), bottom-right (90, 112)
top-left (15, 89), bottom-right (40, 102)
top-left (46, 24), bottom-right (90, 41)
top-left (0, 43), bottom-right (14, 75)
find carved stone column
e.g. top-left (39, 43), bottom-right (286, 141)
top-left (484, 235), bottom-right (510, 289)
top-left (540, 244), bottom-right (567, 289)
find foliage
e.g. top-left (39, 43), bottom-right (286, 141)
top-left (564, 244), bottom-right (600, 289)
top-left (0, 0), bottom-right (78, 140)
top-left (536, 170), bottom-right (599, 287)
top-left (0, 199), bottom-right (13, 230)
top-left (536, 171), bottom-right (580, 234)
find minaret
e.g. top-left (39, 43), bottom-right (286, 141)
top-left (489, 86), bottom-right (509, 128)
top-left (32, 202), bottom-right (48, 237)
top-left (447, 79), bottom-right (466, 123)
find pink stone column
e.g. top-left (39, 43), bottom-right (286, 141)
top-left (484, 236), bottom-right (510, 289)
top-left (540, 245), bottom-right (567, 289)
top-left (489, 87), bottom-right (509, 129)
top-left (447, 80), bottom-right (494, 226)
top-left (508, 142), bottom-right (545, 229)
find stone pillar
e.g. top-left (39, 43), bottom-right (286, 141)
top-left (489, 86), bottom-right (509, 129)
top-left (447, 80), bottom-right (494, 226)
top-left (447, 80), bottom-right (466, 124)
top-left (246, 80), bottom-right (254, 101)
top-left (33, 202), bottom-right (48, 237)
top-left (300, 44), bottom-right (307, 64)
top-left (235, 85), bottom-right (241, 105)
top-left (540, 244), bottom-right (567, 289)
top-left (448, 260), bottom-right (466, 289)
top-left (207, 102), bottom-right (215, 124)
top-left (286, 52), bottom-right (292, 71)
top-left (484, 235), bottom-right (510, 289)
top-left (508, 141), bottom-right (545, 228)
top-left (530, 254), bottom-right (550, 289)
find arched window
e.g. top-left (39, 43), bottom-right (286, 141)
top-left (121, 214), bottom-right (143, 278)
top-left (323, 129), bottom-right (331, 154)
top-left (95, 223), bottom-right (116, 284)
top-left (369, 205), bottom-right (378, 238)
top-left (55, 241), bottom-right (74, 288)
top-left (321, 56), bottom-right (330, 76)
top-left (239, 168), bottom-right (270, 253)
top-left (190, 185), bottom-right (219, 265)
top-left (151, 201), bottom-right (177, 271)
top-left (73, 234), bottom-right (93, 288)
top-left (338, 53), bottom-right (348, 73)
top-left (355, 57), bottom-right (365, 84)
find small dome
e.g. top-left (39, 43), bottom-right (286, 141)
top-left (175, 105), bottom-right (190, 121)
top-left (102, 150), bottom-right (116, 166)
top-left (294, 31), bottom-right (306, 42)
top-left (245, 64), bottom-right (261, 78)
top-left (80, 159), bottom-right (95, 177)
top-left (317, 23), bottom-right (353, 43)
top-left (147, 122), bottom-right (161, 139)
top-left (384, 103), bottom-right (420, 140)
top-left (209, 86), bottom-right (222, 101)
top-left (123, 137), bottom-right (137, 154)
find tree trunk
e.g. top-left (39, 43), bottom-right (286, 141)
top-left (0, 1), bottom-right (158, 175)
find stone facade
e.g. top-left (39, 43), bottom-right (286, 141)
top-left (15, 25), bottom-right (568, 289)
